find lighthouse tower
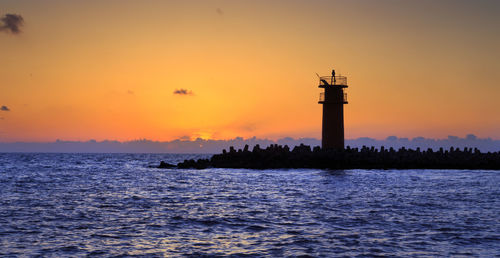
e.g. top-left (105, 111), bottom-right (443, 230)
top-left (318, 70), bottom-right (348, 149)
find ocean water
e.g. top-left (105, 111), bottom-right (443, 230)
top-left (0, 153), bottom-right (499, 257)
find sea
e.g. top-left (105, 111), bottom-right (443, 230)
top-left (0, 153), bottom-right (499, 257)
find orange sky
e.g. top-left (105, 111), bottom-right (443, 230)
top-left (1, 0), bottom-right (499, 142)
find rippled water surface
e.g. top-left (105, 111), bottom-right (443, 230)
top-left (0, 153), bottom-right (499, 257)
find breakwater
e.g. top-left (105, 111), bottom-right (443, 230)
top-left (160, 144), bottom-right (500, 170)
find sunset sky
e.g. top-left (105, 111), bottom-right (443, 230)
top-left (1, 0), bottom-right (499, 142)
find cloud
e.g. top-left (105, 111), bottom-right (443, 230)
top-left (216, 8), bottom-right (224, 16)
top-left (0, 14), bottom-right (24, 34)
top-left (0, 134), bottom-right (498, 153)
top-left (127, 90), bottom-right (134, 95)
top-left (239, 123), bottom-right (257, 132)
top-left (1, 106), bottom-right (10, 111)
top-left (173, 89), bottom-right (194, 96)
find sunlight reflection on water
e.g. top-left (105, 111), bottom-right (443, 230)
top-left (0, 153), bottom-right (499, 256)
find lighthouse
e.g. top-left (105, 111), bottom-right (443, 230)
top-left (318, 69), bottom-right (348, 149)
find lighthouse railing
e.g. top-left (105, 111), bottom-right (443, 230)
top-left (319, 76), bottom-right (347, 86)
top-left (319, 92), bottom-right (325, 102)
top-left (319, 92), bottom-right (348, 103)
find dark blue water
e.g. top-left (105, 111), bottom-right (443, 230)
top-left (0, 153), bottom-right (499, 257)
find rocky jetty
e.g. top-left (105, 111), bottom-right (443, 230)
top-left (158, 161), bottom-right (176, 168)
top-left (160, 144), bottom-right (500, 170)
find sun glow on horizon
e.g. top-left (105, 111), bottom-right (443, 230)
top-left (1, 0), bottom-right (499, 142)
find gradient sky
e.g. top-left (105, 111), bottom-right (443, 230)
top-left (1, 0), bottom-right (499, 142)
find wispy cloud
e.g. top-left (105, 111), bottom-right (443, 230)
top-left (239, 123), bottom-right (256, 132)
top-left (1, 106), bottom-right (10, 111)
top-left (0, 14), bottom-right (24, 34)
top-left (173, 89), bottom-right (194, 96)
top-left (216, 8), bottom-right (224, 16)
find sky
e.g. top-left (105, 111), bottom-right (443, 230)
top-left (1, 0), bottom-right (499, 142)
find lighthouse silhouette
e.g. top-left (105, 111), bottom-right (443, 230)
top-left (318, 69), bottom-right (348, 149)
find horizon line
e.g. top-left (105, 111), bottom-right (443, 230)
top-left (0, 134), bottom-right (498, 144)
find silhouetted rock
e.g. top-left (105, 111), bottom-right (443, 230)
top-left (158, 161), bottom-right (176, 168)
top-left (165, 145), bottom-right (500, 170)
